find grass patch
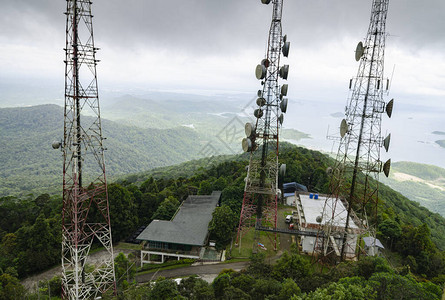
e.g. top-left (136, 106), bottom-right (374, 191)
top-left (231, 228), bottom-right (279, 259)
top-left (136, 262), bottom-right (194, 276)
top-left (116, 242), bottom-right (141, 251)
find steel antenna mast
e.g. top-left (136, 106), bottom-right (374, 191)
top-left (236, 0), bottom-right (290, 250)
top-left (53, 0), bottom-right (116, 298)
top-left (314, 0), bottom-right (393, 262)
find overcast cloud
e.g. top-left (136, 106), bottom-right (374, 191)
top-left (1, 0), bottom-right (445, 104)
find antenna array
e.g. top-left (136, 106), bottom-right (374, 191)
top-left (314, 0), bottom-right (393, 262)
top-left (236, 0), bottom-right (290, 250)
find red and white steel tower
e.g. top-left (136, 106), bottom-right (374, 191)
top-left (54, 0), bottom-right (116, 298)
top-left (315, 0), bottom-right (393, 262)
top-left (236, 0), bottom-right (290, 250)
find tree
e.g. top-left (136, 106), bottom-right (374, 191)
top-left (108, 183), bottom-right (139, 242)
top-left (114, 252), bottom-right (136, 290)
top-left (152, 196), bottom-right (180, 221)
top-left (0, 273), bottom-right (26, 300)
top-left (150, 278), bottom-right (182, 299)
top-left (272, 251), bottom-right (311, 283)
top-left (278, 278), bottom-right (301, 300)
top-left (208, 206), bottom-right (237, 247)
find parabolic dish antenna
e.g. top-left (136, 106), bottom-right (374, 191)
top-left (282, 41), bottom-right (290, 57)
top-left (386, 99), bottom-right (394, 118)
top-left (383, 159), bottom-right (391, 177)
top-left (254, 108), bottom-right (263, 118)
top-left (245, 122), bottom-right (255, 137)
top-left (355, 41), bottom-right (364, 61)
top-left (256, 97), bottom-right (266, 107)
top-left (261, 58), bottom-right (270, 68)
top-left (283, 34), bottom-right (287, 43)
top-left (383, 133), bottom-right (391, 152)
top-left (242, 137), bottom-right (252, 152)
top-left (52, 140), bottom-right (61, 149)
top-left (257, 90), bottom-right (262, 97)
top-left (280, 98), bottom-right (288, 113)
top-left (278, 113), bottom-right (284, 125)
top-left (255, 64), bottom-right (266, 80)
top-left (279, 65), bottom-right (289, 80)
top-left (261, 0), bottom-right (271, 4)
top-left (281, 84), bottom-right (288, 96)
top-left (340, 119), bottom-right (348, 138)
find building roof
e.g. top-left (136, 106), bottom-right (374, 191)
top-left (136, 191), bottom-right (221, 246)
top-left (299, 194), bottom-right (359, 229)
top-left (363, 237), bottom-right (384, 249)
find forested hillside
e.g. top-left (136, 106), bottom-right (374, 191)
top-left (1, 144), bottom-right (444, 298)
top-left (0, 105), bottom-right (203, 196)
top-left (381, 161), bottom-right (445, 217)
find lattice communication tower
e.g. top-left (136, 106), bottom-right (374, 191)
top-left (314, 0), bottom-right (393, 262)
top-left (236, 0), bottom-right (290, 250)
top-left (53, 0), bottom-right (116, 298)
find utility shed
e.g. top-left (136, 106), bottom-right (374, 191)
top-left (137, 191), bottom-right (221, 265)
top-left (363, 237), bottom-right (384, 256)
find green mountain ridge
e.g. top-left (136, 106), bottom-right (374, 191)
top-left (0, 104), bottom-right (204, 196)
top-left (381, 161), bottom-right (445, 217)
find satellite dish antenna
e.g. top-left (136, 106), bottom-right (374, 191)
top-left (326, 167), bottom-right (333, 175)
top-left (257, 90), bottom-right (262, 97)
top-left (245, 122), bottom-right (255, 137)
top-left (281, 84), bottom-right (288, 96)
top-left (386, 99), bottom-right (394, 118)
top-left (279, 65), bottom-right (289, 80)
top-left (280, 98), bottom-right (288, 113)
top-left (355, 41), bottom-right (364, 61)
top-left (340, 119), bottom-right (348, 138)
top-left (283, 34), bottom-right (287, 43)
top-left (261, 58), bottom-right (270, 68)
top-left (383, 133), bottom-right (391, 152)
top-left (382, 159), bottom-right (391, 177)
top-left (255, 64), bottom-right (266, 80)
top-left (316, 215), bottom-right (323, 223)
top-left (52, 140), bottom-right (61, 149)
top-left (278, 113), bottom-right (284, 125)
top-left (256, 97), bottom-right (266, 107)
top-left (242, 138), bottom-right (253, 152)
top-left (282, 41), bottom-right (290, 57)
top-left (254, 108), bottom-right (263, 118)
top-left (279, 164), bottom-right (286, 178)
top-left (261, 0), bottom-right (271, 4)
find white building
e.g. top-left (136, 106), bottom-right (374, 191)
top-left (294, 193), bottom-right (361, 259)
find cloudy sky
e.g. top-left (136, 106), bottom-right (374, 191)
top-left (1, 0), bottom-right (444, 166)
top-left (1, 0), bottom-right (444, 101)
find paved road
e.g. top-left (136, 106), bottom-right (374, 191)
top-left (136, 261), bottom-right (250, 283)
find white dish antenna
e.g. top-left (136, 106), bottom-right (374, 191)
top-left (280, 98), bottom-right (288, 113)
top-left (355, 41), bottom-right (364, 61)
top-left (383, 134), bottom-right (391, 152)
top-left (242, 138), bottom-right (253, 152)
top-left (340, 119), bottom-right (348, 138)
top-left (281, 84), bottom-right (288, 96)
top-left (245, 122), bottom-right (255, 137)
top-left (279, 65), bottom-right (289, 80)
top-left (256, 64), bottom-right (266, 80)
top-left (386, 99), bottom-right (394, 118)
top-left (256, 97), bottom-right (266, 107)
top-left (282, 42), bottom-right (290, 57)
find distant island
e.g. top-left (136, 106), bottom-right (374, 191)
top-left (330, 112), bottom-right (344, 118)
top-left (432, 131), bottom-right (445, 135)
top-left (435, 140), bottom-right (445, 148)
top-left (281, 128), bottom-right (311, 141)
